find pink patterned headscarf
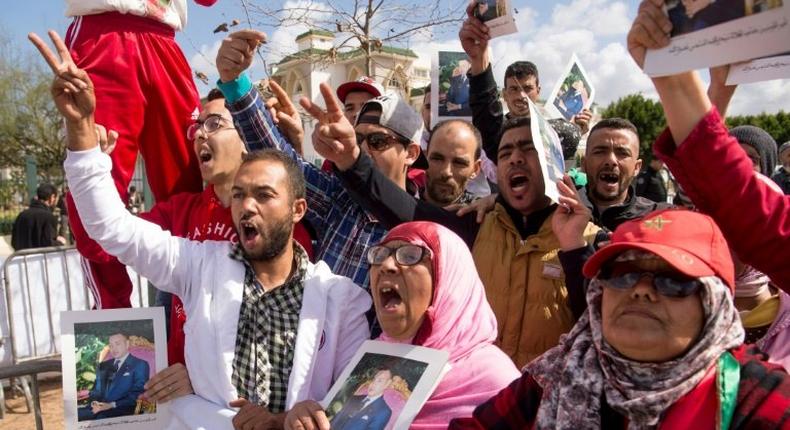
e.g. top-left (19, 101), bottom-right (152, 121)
top-left (377, 221), bottom-right (519, 428)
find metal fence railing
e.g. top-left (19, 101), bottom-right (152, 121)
top-left (0, 245), bottom-right (149, 426)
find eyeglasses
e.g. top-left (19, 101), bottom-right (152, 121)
top-left (598, 268), bottom-right (702, 298)
top-left (367, 244), bottom-right (429, 266)
top-left (356, 132), bottom-right (409, 151)
top-left (187, 114), bottom-right (233, 140)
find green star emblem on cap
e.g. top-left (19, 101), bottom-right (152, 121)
top-left (644, 216), bottom-right (672, 231)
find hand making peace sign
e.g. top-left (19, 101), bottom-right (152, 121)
top-left (299, 82), bottom-right (360, 171)
top-left (28, 30), bottom-right (96, 124)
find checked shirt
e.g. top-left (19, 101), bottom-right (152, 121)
top-left (229, 242), bottom-right (308, 413)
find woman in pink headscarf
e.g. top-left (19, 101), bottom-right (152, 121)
top-left (283, 221), bottom-right (519, 429)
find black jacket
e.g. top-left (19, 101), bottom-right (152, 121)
top-left (772, 168), bottom-right (790, 195)
top-left (11, 200), bottom-right (59, 250)
top-left (580, 185), bottom-right (672, 232)
top-left (469, 64), bottom-right (512, 162)
top-left (634, 165), bottom-right (668, 204)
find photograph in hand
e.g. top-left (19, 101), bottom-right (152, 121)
top-left (432, 51), bottom-right (474, 124)
top-left (643, 0), bottom-right (790, 76)
top-left (61, 307), bottom-right (169, 429)
top-left (321, 341), bottom-right (450, 430)
top-left (667, 0), bottom-right (783, 37)
top-left (472, 0), bottom-right (517, 38)
top-left (74, 319), bottom-right (155, 421)
top-left (545, 54), bottom-right (595, 121)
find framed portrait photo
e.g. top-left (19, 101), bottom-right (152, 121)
top-left (321, 340), bottom-right (450, 430)
top-left (644, 0), bottom-right (790, 76)
top-left (431, 51), bottom-right (474, 125)
top-left (60, 307), bottom-right (169, 430)
top-left (544, 53), bottom-right (596, 122)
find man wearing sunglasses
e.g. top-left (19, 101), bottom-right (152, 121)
top-left (294, 73), bottom-right (605, 369)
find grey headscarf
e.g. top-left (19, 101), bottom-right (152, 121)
top-left (525, 276), bottom-right (744, 430)
top-left (730, 125), bottom-right (777, 176)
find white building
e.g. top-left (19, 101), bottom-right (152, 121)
top-left (271, 30), bottom-right (430, 164)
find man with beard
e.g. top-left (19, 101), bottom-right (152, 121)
top-left (215, 30), bottom-right (422, 297)
top-left (580, 118), bottom-right (671, 231)
top-left (301, 83), bottom-right (601, 367)
top-left (422, 120), bottom-right (482, 206)
top-left (68, 89), bottom-right (314, 371)
top-left (35, 31), bottom-right (370, 429)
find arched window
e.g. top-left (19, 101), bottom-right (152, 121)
top-left (386, 66), bottom-right (408, 97)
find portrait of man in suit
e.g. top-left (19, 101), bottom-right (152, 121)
top-left (77, 331), bottom-right (150, 421)
top-left (331, 368), bottom-right (394, 430)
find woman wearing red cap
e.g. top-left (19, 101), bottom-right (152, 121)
top-left (450, 178), bottom-right (790, 429)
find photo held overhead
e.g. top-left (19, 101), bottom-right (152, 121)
top-left (545, 53), bottom-right (596, 122)
top-left (644, 0), bottom-right (790, 76)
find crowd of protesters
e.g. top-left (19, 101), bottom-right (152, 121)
top-left (26, 0), bottom-right (790, 427)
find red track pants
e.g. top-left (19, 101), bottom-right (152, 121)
top-left (65, 12), bottom-right (203, 310)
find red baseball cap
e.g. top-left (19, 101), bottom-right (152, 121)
top-left (336, 76), bottom-right (383, 103)
top-left (583, 209), bottom-right (735, 292)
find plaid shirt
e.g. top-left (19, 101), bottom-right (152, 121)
top-left (229, 242), bottom-right (307, 413)
top-left (226, 85), bottom-right (387, 291)
top-left (449, 345), bottom-right (790, 429)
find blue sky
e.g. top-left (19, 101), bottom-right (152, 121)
top-left (4, 0), bottom-right (788, 115)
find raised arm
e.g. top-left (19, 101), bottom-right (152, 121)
top-left (300, 83), bottom-right (481, 246)
top-left (627, 0), bottom-right (710, 144)
top-left (628, 0), bottom-right (790, 289)
top-left (459, 4), bottom-right (504, 161)
top-left (216, 31), bottom-right (341, 234)
top-left (30, 30), bottom-right (198, 299)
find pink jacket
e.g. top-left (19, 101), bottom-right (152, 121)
top-left (654, 108), bottom-right (790, 293)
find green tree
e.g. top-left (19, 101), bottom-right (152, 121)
top-left (599, 93), bottom-right (666, 162)
top-left (727, 111), bottom-right (790, 146)
top-left (0, 34), bottom-right (66, 189)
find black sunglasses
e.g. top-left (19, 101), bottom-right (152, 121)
top-left (356, 132), bottom-right (409, 151)
top-left (598, 266), bottom-right (702, 298)
top-left (367, 244), bottom-right (429, 266)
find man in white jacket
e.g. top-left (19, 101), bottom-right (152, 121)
top-left (30, 31), bottom-right (371, 429)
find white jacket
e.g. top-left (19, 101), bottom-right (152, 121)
top-left (65, 147), bottom-right (372, 425)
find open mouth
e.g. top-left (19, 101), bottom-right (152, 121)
top-left (509, 173), bottom-right (529, 193)
top-left (379, 286), bottom-right (403, 311)
top-left (199, 148), bottom-right (213, 164)
top-left (239, 220), bottom-right (259, 248)
top-left (599, 172), bottom-right (619, 184)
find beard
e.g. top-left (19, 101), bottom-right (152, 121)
top-left (426, 177), bottom-right (464, 206)
top-left (242, 212), bottom-right (293, 262)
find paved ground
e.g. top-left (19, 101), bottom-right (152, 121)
top-left (1, 378), bottom-right (63, 430)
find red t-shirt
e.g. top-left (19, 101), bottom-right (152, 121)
top-left (142, 185), bottom-right (315, 364)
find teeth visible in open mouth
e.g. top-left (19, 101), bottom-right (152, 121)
top-left (240, 221), bottom-right (257, 238)
top-left (600, 173), bottom-right (619, 183)
top-left (199, 149), bottom-right (212, 163)
top-left (510, 174), bottom-right (528, 188)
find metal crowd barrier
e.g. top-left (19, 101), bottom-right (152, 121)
top-left (0, 245), bottom-right (147, 428)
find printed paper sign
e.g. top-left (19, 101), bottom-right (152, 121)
top-left (644, 0), bottom-right (790, 77)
